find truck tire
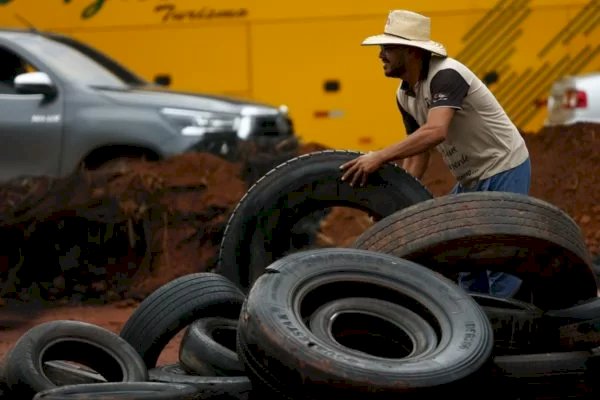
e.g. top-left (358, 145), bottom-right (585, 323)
top-left (4, 320), bottom-right (147, 398)
top-left (119, 273), bottom-right (245, 369)
top-left (237, 248), bottom-right (493, 398)
top-left (218, 150), bottom-right (432, 291)
top-left (353, 192), bottom-right (597, 310)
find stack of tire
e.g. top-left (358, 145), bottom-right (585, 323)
top-left (1, 150), bottom-right (599, 399)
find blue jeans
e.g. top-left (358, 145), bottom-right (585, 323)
top-left (450, 158), bottom-right (531, 298)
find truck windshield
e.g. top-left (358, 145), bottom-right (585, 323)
top-left (21, 34), bottom-right (147, 87)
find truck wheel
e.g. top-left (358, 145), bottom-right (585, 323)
top-left (353, 192), bottom-right (597, 310)
top-left (119, 273), bottom-right (245, 369)
top-left (237, 248), bottom-right (493, 398)
top-left (218, 150), bottom-right (432, 292)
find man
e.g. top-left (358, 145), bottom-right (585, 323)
top-left (340, 10), bottom-right (531, 298)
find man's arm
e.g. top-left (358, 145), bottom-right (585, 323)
top-left (340, 107), bottom-right (454, 187)
top-left (340, 69), bottom-right (470, 187)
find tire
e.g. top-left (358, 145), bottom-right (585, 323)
top-left (237, 248), bottom-right (493, 399)
top-left (308, 297), bottom-right (438, 359)
top-left (353, 192), bottom-right (597, 310)
top-left (179, 317), bottom-right (244, 376)
top-left (4, 320), bottom-right (147, 398)
top-left (470, 293), bottom-right (549, 354)
top-left (217, 150), bottom-right (432, 291)
top-left (149, 363), bottom-right (251, 400)
top-left (32, 382), bottom-right (199, 399)
top-left (119, 273), bottom-right (245, 369)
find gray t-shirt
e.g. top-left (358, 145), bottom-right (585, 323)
top-left (396, 57), bottom-right (529, 187)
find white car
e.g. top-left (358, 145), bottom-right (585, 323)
top-left (544, 72), bottom-right (600, 126)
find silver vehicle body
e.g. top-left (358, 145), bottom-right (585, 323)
top-left (0, 29), bottom-right (294, 182)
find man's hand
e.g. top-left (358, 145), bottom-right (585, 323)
top-left (339, 151), bottom-right (385, 187)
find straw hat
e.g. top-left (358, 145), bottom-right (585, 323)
top-left (362, 10), bottom-right (447, 57)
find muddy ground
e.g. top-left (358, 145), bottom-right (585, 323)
top-left (0, 122), bottom-right (599, 364)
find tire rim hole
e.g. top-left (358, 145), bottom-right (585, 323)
top-left (330, 312), bottom-right (414, 358)
top-left (212, 326), bottom-right (237, 352)
top-left (42, 340), bottom-right (124, 381)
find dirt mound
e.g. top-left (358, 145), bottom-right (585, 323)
top-left (0, 124), bottom-right (598, 304)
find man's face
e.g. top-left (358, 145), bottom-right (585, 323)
top-left (378, 45), bottom-right (409, 78)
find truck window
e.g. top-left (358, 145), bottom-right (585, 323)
top-left (47, 34), bottom-right (146, 86)
top-left (0, 46), bottom-right (38, 94)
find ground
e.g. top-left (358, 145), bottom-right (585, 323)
top-left (0, 123), bottom-right (599, 366)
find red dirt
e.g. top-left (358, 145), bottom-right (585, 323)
top-left (1, 123), bottom-right (599, 366)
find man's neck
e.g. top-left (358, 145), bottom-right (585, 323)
top-left (404, 58), bottom-right (424, 89)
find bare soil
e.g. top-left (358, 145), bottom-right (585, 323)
top-left (1, 123), bottom-right (599, 365)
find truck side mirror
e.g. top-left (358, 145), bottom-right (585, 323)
top-left (14, 72), bottom-right (57, 97)
top-left (154, 74), bottom-right (171, 87)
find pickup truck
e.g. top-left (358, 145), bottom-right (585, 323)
top-left (0, 28), bottom-right (296, 182)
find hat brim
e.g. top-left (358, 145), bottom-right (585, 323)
top-left (361, 34), bottom-right (447, 57)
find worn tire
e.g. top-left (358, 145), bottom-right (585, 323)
top-left (179, 317), bottom-right (244, 376)
top-left (4, 320), bottom-right (147, 398)
top-left (149, 363), bottom-right (251, 400)
top-left (119, 273), bottom-right (245, 369)
top-left (353, 192), bottom-right (597, 310)
top-left (32, 382), bottom-right (198, 399)
top-left (237, 248), bottom-right (493, 399)
top-left (217, 150), bottom-right (432, 291)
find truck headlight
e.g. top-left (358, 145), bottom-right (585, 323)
top-left (160, 108), bottom-right (240, 136)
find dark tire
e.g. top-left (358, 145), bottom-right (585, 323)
top-left (149, 363), bottom-right (251, 400)
top-left (119, 273), bottom-right (245, 369)
top-left (353, 192), bottom-right (597, 310)
top-left (237, 248), bottom-right (493, 399)
top-left (179, 317), bottom-right (244, 376)
top-left (308, 297), bottom-right (438, 359)
top-left (32, 382), bottom-right (198, 399)
top-left (218, 150), bottom-right (432, 291)
top-left (4, 320), bottom-right (147, 398)
top-left (470, 293), bottom-right (549, 354)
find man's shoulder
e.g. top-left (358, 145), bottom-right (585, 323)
top-left (430, 56), bottom-right (470, 72)
top-left (429, 57), bottom-right (476, 84)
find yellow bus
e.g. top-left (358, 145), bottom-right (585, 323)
top-left (1, 0), bottom-right (598, 150)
